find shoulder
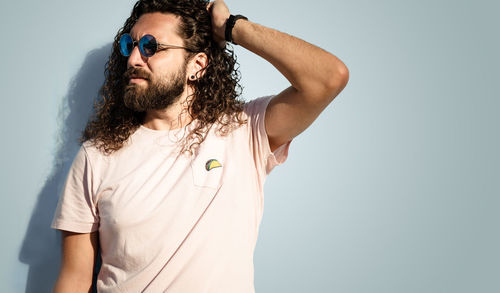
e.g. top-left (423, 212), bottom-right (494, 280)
top-left (82, 140), bottom-right (103, 158)
top-left (210, 96), bottom-right (275, 139)
top-left (80, 140), bottom-right (113, 168)
top-left (209, 96), bottom-right (274, 138)
top-left (242, 95), bottom-right (274, 118)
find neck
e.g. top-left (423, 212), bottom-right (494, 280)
top-left (142, 86), bottom-right (194, 131)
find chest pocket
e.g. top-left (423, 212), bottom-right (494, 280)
top-left (189, 135), bottom-right (227, 189)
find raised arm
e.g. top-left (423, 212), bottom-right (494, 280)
top-left (53, 231), bottom-right (99, 293)
top-left (208, 1), bottom-right (349, 151)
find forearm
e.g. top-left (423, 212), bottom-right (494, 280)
top-left (231, 19), bottom-right (349, 99)
top-left (54, 231), bottom-right (98, 293)
top-left (54, 272), bottom-right (93, 293)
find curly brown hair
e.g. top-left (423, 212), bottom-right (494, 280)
top-left (81, 0), bottom-right (246, 155)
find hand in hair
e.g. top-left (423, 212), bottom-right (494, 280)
top-left (206, 0), bottom-right (230, 48)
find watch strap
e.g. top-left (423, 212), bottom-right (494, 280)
top-left (224, 14), bottom-right (248, 45)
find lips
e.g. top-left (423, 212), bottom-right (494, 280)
top-left (124, 68), bottom-right (151, 82)
top-left (130, 75), bottom-right (147, 80)
top-left (129, 77), bottom-right (148, 85)
top-left (127, 73), bottom-right (150, 85)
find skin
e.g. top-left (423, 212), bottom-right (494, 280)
top-left (126, 12), bottom-right (209, 130)
top-left (54, 12), bottom-right (209, 293)
top-left (207, 0), bottom-right (349, 151)
top-left (54, 1), bottom-right (348, 291)
top-left (53, 231), bottom-right (98, 292)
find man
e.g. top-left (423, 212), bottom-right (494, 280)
top-left (51, 0), bottom-right (349, 292)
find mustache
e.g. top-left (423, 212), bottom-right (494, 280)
top-left (124, 67), bottom-right (151, 81)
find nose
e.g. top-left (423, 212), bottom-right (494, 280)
top-left (126, 45), bottom-right (148, 68)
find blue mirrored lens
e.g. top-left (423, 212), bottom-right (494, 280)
top-left (139, 34), bottom-right (157, 57)
top-left (119, 34), bottom-right (133, 57)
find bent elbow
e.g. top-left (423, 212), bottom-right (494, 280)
top-left (320, 63), bottom-right (349, 102)
top-left (327, 62), bottom-right (349, 92)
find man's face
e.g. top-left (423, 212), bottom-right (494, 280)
top-left (123, 12), bottom-right (189, 112)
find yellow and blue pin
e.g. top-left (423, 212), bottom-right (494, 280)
top-left (205, 159), bottom-right (222, 171)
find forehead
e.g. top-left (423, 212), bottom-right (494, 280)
top-left (130, 12), bottom-right (183, 43)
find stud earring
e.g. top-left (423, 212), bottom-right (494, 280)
top-left (190, 75), bottom-right (196, 80)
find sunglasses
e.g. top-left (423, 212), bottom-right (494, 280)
top-left (119, 33), bottom-right (193, 58)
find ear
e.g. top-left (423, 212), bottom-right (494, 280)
top-left (188, 52), bottom-right (208, 79)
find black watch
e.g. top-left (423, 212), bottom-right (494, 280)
top-left (225, 14), bottom-right (248, 45)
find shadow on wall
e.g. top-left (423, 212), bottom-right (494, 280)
top-left (18, 43), bottom-right (112, 293)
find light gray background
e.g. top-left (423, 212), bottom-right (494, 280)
top-left (1, 0), bottom-right (498, 292)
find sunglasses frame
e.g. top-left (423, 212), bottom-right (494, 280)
top-left (119, 33), bottom-right (194, 58)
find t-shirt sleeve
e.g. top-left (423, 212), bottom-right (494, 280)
top-left (244, 95), bottom-right (292, 177)
top-left (51, 145), bottom-right (99, 233)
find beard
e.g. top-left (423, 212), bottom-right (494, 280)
top-left (123, 64), bottom-right (187, 112)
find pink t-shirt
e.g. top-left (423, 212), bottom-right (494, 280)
top-left (51, 95), bottom-right (291, 293)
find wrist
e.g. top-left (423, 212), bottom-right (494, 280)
top-left (224, 14), bottom-right (248, 45)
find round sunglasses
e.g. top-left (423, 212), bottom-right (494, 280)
top-left (119, 33), bottom-right (193, 58)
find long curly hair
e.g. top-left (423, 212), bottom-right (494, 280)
top-left (81, 0), bottom-right (246, 155)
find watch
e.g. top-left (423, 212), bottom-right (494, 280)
top-left (225, 14), bottom-right (248, 45)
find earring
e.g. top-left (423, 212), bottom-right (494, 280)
top-left (190, 75), bottom-right (196, 80)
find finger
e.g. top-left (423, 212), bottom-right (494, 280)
top-left (206, 1), bottom-right (213, 12)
